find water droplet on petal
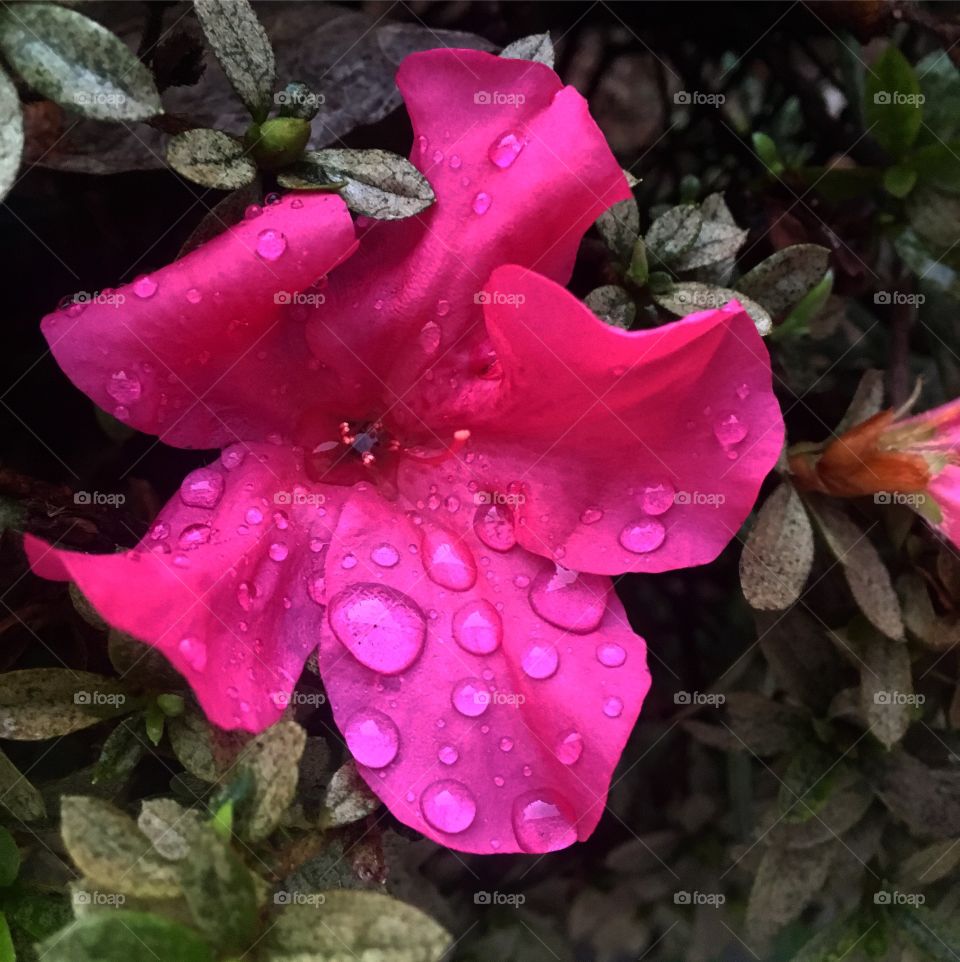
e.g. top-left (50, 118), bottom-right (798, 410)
top-left (344, 708), bottom-right (399, 768)
top-left (499, 736), bottom-right (514, 752)
top-left (179, 468), bottom-right (224, 509)
top-left (472, 191), bottom-right (492, 215)
top-left (256, 229), bottom-right (287, 261)
top-left (421, 779), bottom-right (476, 834)
top-left (328, 583), bottom-right (426, 673)
top-left (185, 287), bottom-right (202, 304)
top-left (178, 523), bottom-right (211, 549)
top-left (736, 382), bottom-right (751, 400)
top-left (419, 320), bottom-right (441, 354)
top-left (290, 198), bottom-right (304, 209)
top-left (106, 370), bottom-right (142, 404)
top-left (449, 154), bottom-right (462, 169)
top-left (619, 519), bottom-right (666, 554)
top-left (178, 635), bottom-right (207, 671)
top-left (436, 298), bottom-right (450, 317)
top-left (452, 678), bottom-right (489, 717)
top-left (244, 204), bottom-right (262, 219)
top-left (488, 130), bottom-right (526, 168)
top-left (371, 543), bottom-right (400, 568)
top-left (580, 506), bottom-right (603, 524)
top-left (132, 275), bottom-right (158, 299)
top-left (713, 412), bottom-right (748, 446)
top-left (521, 642), bottom-right (559, 679)
top-left (269, 541), bottom-right (288, 562)
top-left (438, 744), bottom-right (459, 765)
top-left (307, 573), bottom-right (325, 605)
top-left (555, 730), bottom-right (583, 765)
top-left (529, 568), bottom-right (608, 633)
top-left (603, 695), bottom-right (624, 718)
top-left (596, 642), bottom-right (627, 667)
top-left (512, 789), bottom-right (578, 852)
top-left (640, 481), bottom-right (675, 516)
top-left (473, 502), bottom-right (516, 552)
top-left (341, 553), bottom-right (358, 570)
top-left (453, 600), bottom-right (502, 655)
top-left (245, 506), bottom-right (263, 525)
top-left (422, 526), bottom-right (477, 591)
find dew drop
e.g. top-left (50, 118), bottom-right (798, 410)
top-left (422, 526), bottom-right (477, 591)
top-left (185, 287), bottom-right (202, 304)
top-left (438, 744), bottom-right (459, 765)
top-left (453, 600), bottom-right (502, 655)
top-left (499, 736), bottom-right (514, 752)
top-left (341, 553), bottom-right (358, 570)
top-left (521, 642), bottom-right (559, 680)
top-left (512, 790), bottom-right (577, 852)
top-left (244, 204), bottom-right (262, 219)
top-left (449, 154), bottom-right (462, 169)
top-left (307, 573), bottom-right (325, 605)
top-left (529, 568), bottom-right (608, 633)
top-left (106, 370), bottom-right (142, 404)
top-left (371, 543), bottom-right (400, 568)
top-left (619, 518), bottom-right (666, 554)
top-left (596, 642), bottom-right (627, 668)
top-left (421, 779), bottom-right (476, 834)
top-left (328, 583), bottom-right (426, 673)
top-left (179, 468), bottom-right (224, 509)
top-left (132, 275), bottom-right (158, 299)
top-left (472, 191), bottom-right (492, 215)
top-left (603, 695), bottom-right (624, 718)
top-left (451, 678), bottom-right (489, 717)
top-left (178, 523), bottom-right (211, 549)
top-left (473, 502), bottom-right (516, 552)
top-left (256, 229), bottom-right (287, 261)
top-left (178, 635), bottom-right (207, 671)
top-left (640, 481), bottom-right (675, 516)
top-left (419, 320), bottom-right (441, 354)
top-left (488, 130), bottom-right (526, 169)
top-left (736, 382), bottom-right (751, 400)
top-left (713, 412), bottom-right (748, 446)
top-left (555, 730), bottom-right (583, 765)
top-left (245, 506), bottom-right (264, 525)
top-left (269, 541), bottom-right (289, 562)
top-left (580, 506), bottom-right (604, 524)
top-left (344, 708), bottom-right (399, 768)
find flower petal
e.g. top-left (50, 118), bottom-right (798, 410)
top-left (302, 48), bottom-right (630, 423)
top-left (928, 466), bottom-right (960, 547)
top-left (25, 444), bottom-right (340, 731)
top-left (41, 195), bottom-right (356, 449)
top-left (400, 265), bottom-right (783, 575)
top-left (318, 483), bottom-right (651, 855)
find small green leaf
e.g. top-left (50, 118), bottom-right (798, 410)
top-left (865, 45), bottom-right (923, 157)
top-left (0, 68), bottom-right (22, 204)
top-left (144, 702), bottom-right (165, 746)
top-left (884, 163), bottom-right (918, 198)
top-left (323, 761), bottom-right (380, 828)
top-left (909, 142), bottom-right (960, 194)
top-left (168, 711), bottom-right (221, 782)
top-left (0, 3), bottom-right (161, 121)
top-left (584, 285), bottom-right (636, 330)
top-left (279, 148), bottom-right (435, 220)
top-left (39, 911), bottom-right (213, 962)
top-left (753, 132), bottom-right (785, 175)
top-left (60, 797), bottom-right (182, 899)
top-left (626, 236), bottom-right (649, 286)
top-left (0, 827), bottom-right (20, 887)
top-left (644, 204), bottom-right (703, 263)
top-left (916, 51), bottom-right (960, 142)
top-left (500, 33), bottom-right (554, 68)
top-left (157, 694), bottom-right (185, 717)
top-left (167, 129), bottom-right (257, 190)
top-left (263, 891), bottom-right (452, 962)
top-left (772, 268), bottom-right (834, 340)
top-left (595, 198), bottom-right (639, 264)
top-left (92, 715), bottom-right (146, 785)
top-left (737, 244), bottom-right (830, 316)
top-left (0, 747), bottom-right (45, 822)
top-left (194, 0), bottom-right (276, 122)
top-left (0, 669), bottom-right (131, 740)
top-left (653, 281), bottom-right (772, 335)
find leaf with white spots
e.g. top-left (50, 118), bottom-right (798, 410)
top-left (584, 285), bottom-right (636, 330)
top-left (323, 760), bottom-right (380, 827)
top-left (0, 67), bottom-right (22, 203)
top-left (737, 244), bottom-right (830, 317)
top-left (653, 282), bottom-right (772, 335)
top-left (500, 33), bottom-right (555, 68)
top-left (644, 204), bottom-right (703, 263)
top-left (595, 197), bottom-right (640, 263)
top-left (166, 128), bottom-right (257, 190)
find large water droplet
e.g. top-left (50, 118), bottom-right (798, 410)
top-left (419, 320), bottom-right (441, 355)
top-left (451, 678), bottom-right (489, 717)
top-left (328, 583), bottom-right (426, 673)
top-left (132, 275), bottom-right (157, 299)
top-left (619, 519), bottom-right (666, 554)
top-left (269, 541), bottom-right (289, 562)
top-left (344, 708), bottom-right (399, 768)
top-left (472, 191), bottom-right (492, 215)
top-left (178, 635), bottom-right (207, 671)
top-left (106, 370), bottom-right (142, 404)
top-left (421, 779), bottom-right (476, 834)
top-left (529, 568), bottom-right (608, 633)
top-left (371, 543), bottom-right (400, 568)
top-left (596, 642), bottom-right (627, 668)
top-left (640, 481), bottom-right (675, 516)
top-left (256, 229), bottom-right (287, 261)
top-left (555, 730), bottom-right (583, 765)
top-left (178, 523), bottom-right (212, 549)
top-left (179, 467), bottom-right (224, 509)
top-left (421, 526), bottom-right (477, 591)
top-left (512, 789), bottom-right (578, 852)
top-left (713, 412), bottom-right (748, 446)
top-left (473, 502), bottom-right (516, 552)
top-left (521, 642), bottom-right (559, 679)
top-left (453, 600), bottom-right (502, 655)
top-left (438, 744), bottom-right (459, 765)
top-left (488, 130), bottom-right (526, 168)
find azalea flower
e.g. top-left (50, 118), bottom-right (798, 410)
top-left (790, 397), bottom-right (960, 545)
top-left (25, 49), bottom-right (783, 854)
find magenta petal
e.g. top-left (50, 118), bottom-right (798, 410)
top-left (449, 265), bottom-right (784, 574)
top-left (928, 466), bottom-right (960, 547)
top-left (303, 48), bottom-right (631, 421)
top-left (319, 484), bottom-right (651, 855)
top-left (40, 194), bottom-right (356, 449)
top-left (25, 445), bottom-right (342, 731)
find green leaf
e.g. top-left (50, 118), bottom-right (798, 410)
top-left (644, 204), bottom-right (703, 263)
top-left (899, 838), bottom-right (960, 886)
top-left (92, 715), bottom-right (145, 786)
top-left (653, 281), bottom-right (772, 335)
top-left (584, 285), bottom-right (636, 329)
top-left (137, 798), bottom-right (199, 861)
top-left (323, 761), bottom-right (380, 828)
top-left (0, 3), bottom-right (161, 121)
top-left (236, 720), bottom-right (306, 842)
top-left (672, 218), bottom-right (748, 272)
top-left (910, 142), bottom-right (960, 194)
top-left (595, 198), bottom-right (639, 264)
top-left (772, 268), bottom-right (834, 340)
top-left (107, 629), bottom-right (183, 692)
top-left (144, 702), bottom-right (165, 746)
top-left (836, 369), bottom-right (885, 434)
top-left (60, 797), bottom-right (182, 899)
top-left (0, 68), bottom-right (22, 204)
top-left (0, 827), bottom-right (20, 887)
top-left (884, 163), bottom-right (918, 198)
top-left (626, 236), bottom-right (649, 286)
top-left (737, 244), bottom-right (830, 316)
top-left (500, 33), bottom-right (555, 68)
top-left (753, 132), bottom-right (785, 175)
top-left (897, 905), bottom-right (960, 961)
top-left (0, 746), bottom-right (45, 821)
top-left (858, 634), bottom-right (914, 749)
top-left (916, 51), bottom-right (960, 142)
top-left (785, 913), bottom-right (863, 962)
top-left (263, 890), bottom-right (452, 962)
top-left (779, 742), bottom-right (843, 824)
top-left (279, 148), bottom-right (435, 220)
top-left (0, 669), bottom-right (131, 740)
top-left (865, 45), bottom-right (923, 157)
top-left (39, 911), bottom-right (213, 962)
top-left (194, 0), bottom-right (276, 122)
top-left (168, 711), bottom-right (221, 782)
top-left (740, 483), bottom-right (814, 610)
top-left (167, 129), bottom-right (257, 190)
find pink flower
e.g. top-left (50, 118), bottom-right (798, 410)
top-left (25, 49), bottom-right (783, 853)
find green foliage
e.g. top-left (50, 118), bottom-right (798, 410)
top-left (166, 129), bottom-right (258, 190)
